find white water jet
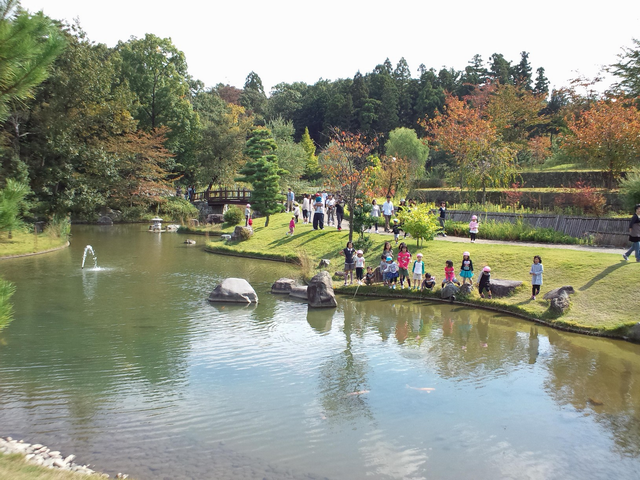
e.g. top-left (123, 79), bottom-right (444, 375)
top-left (81, 245), bottom-right (98, 269)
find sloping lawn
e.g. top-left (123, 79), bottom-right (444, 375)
top-left (0, 230), bottom-right (68, 258)
top-left (203, 213), bottom-right (640, 336)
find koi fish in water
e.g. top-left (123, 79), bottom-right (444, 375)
top-left (406, 385), bottom-right (435, 393)
top-left (347, 390), bottom-right (370, 396)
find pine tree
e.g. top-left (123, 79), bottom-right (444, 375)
top-left (235, 128), bottom-right (287, 227)
top-left (534, 67), bottom-right (550, 96)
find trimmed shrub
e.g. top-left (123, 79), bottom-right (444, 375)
top-left (159, 196), bottom-right (199, 222)
top-left (223, 207), bottom-right (244, 226)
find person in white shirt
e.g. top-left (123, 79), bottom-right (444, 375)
top-left (326, 194), bottom-right (336, 226)
top-left (370, 199), bottom-right (381, 233)
top-left (382, 196), bottom-right (394, 232)
top-left (302, 194), bottom-right (310, 224)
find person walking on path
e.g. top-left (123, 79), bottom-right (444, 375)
top-left (438, 201), bottom-right (447, 237)
top-left (529, 255), bottom-right (543, 299)
top-left (326, 194), bottom-right (335, 226)
top-left (382, 196), bottom-right (394, 232)
top-left (302, 194), bottom-right (310, 224)
top-left (622, 204), bottom-right (640, 262)
top-left (469, 215), bottom-right (479, 243)
top-left (370, 199), bottom-right (381, 233)
top-left (335, 197), bottom-right (344, 231)
top-left (312, 197), bottom-right (325, 230)
top-left (286, 188), bottom-right (295, 212)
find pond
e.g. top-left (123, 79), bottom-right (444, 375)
top-left (1, 225), bottom-right (639, 480)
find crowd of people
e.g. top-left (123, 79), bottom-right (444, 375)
top-left (338, 240), bottom-right (545, 301)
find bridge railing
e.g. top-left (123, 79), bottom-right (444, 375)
top-left (192, 189), bottom-right (252, 203)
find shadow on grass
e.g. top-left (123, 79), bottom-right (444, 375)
top-left (578, 262), bottom-right (627, 292)
top-left (268, 229), bottom-right (314, 247)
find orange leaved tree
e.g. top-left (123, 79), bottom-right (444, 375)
top-left (421, 94), bottom-right (516, 204)
top-left (563, 96), bottom-right (640, 186)
top-left (321, 129), bottom-right (377, 241)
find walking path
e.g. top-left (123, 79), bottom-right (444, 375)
top-left (332, 217), bottom-right (625, 255)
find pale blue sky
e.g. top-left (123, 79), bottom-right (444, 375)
top-left (21, 0), bottom-right (640, 94)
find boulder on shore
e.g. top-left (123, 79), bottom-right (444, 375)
top-left (319, 259), bottom-right (331, 268)
top-left (272, 278), bottom-right (296, 294)
top-left (307, 271), bottom-right (337, 308)
top-left (627, 322), bottom-right (640, 342)
top-left (543, 285), bottom-right (575, 300)
top-left (459, 284), bottom-right (473, 295)
top-left (97, 215), bottom-right (113, 225)
top-left (289, 286), bottom-right (308, 300)
top-left (208, 278), bottom-right (258, 304)
top-left (207, 214), bottom-right (224, 224)
top-left (490, 279), bottom-right (523, 298)
top-left (441, 282), bottom-right (459, 299)
top-left (544, 285), bottom-right (574, 315)
top-left (231, 226), bottom-right (253, 241)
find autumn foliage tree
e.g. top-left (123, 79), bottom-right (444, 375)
top-left (422, 94), bottom-right (516, 203)
top-left (562, 96), bottom-right (640, 184)
top-left (321, 129), bottom-right (377, 241)
top-left (107, 127), bottom-right (175, 208)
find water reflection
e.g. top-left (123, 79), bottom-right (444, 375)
top-left (0, 225), bottom-right (639, 479)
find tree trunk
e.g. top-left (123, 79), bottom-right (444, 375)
top-left (264, 215), bottom-right (270, 227)
top-left (348, 206), bottom-right (354, 243)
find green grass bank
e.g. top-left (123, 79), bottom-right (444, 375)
top-left (0, 230), bottom-right (69, 259)
top-left (201, 213), bottom-right (638, 338)
top-left (0, 453), bottom-right (97, 480)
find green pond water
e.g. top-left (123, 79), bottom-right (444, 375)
top-left (1, 225), bottom-right (640, 480)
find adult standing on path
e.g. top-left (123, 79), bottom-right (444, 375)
top-left (302, 194), bottom-right (310, 224)
top-left (313, 197), bottom-right (325, 230)
top-left (370, 199), bottom-right (380, 233)
top-left (438, 201), bottom-right (447, 237)
top-left (335, 197), bottom-right (344, 231)
top-left (622, 203), bottom-right (640, 262)
top-left (287, 188), bottom-right (295, 212)
top-left (382, 196), bottom-right (394, 232)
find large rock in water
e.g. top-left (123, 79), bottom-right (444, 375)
top-left (307, 271), bottom-right (337, 308)
top-left (272, 278), bottom-right (295, 294)
top-left (208, 278), bottom-right (258, 304)
top-left (490, 279), bottom-right (523, 298)
top-left (627, 323), bottom-right (640, 342)
top-left (289, 286), bottom-right (308, 300)
top-left (97, 215), bottom-right (113, 225)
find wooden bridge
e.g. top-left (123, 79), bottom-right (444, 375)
top-left (192, 188), bottom-right (252, 206)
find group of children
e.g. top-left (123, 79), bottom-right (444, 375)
top-left (339, 240), bottom-right (545, 301)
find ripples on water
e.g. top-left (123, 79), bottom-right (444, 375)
top-left (0, 225), bottom-right (639, 480)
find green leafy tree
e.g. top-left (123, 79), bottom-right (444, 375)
top-left (118, 33), bottom-right (200, 176)
top-left (396, 203), bottom-right (440, 246)
top-left (235, 128), bottom-right (287, 227)
top-left (240, 71), bottom-right (267, 117)
top-left (267, 117), bottom-right (307, 188)
top-left (610, 38), bottom-right (640, 98)
top-left (0, 0), bottom-right (66, 123)
top-left (385, 127), bottom-right (429, 179)
top-left (0, 178), bottom-right (28, 238)
top-left (300, 126), bottom-right (320, 178)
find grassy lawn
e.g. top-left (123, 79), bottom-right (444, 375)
top-left (203, 212), bottom-right (640, 337)
top-left (0, 453), bottom-right (96, 480)
top-left (0, 230), bottom-right (68, 258)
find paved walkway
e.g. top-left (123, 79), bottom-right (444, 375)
top-left (328, 218), bottom-right (626, 255)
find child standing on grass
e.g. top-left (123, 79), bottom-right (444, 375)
top-left (383, 241), bottom-right (393, 260)
top-left (384, 256), bottom-right (399, 289)
top-left (460, 251), bottom-right (474, 285)
top-left (397, 244), bottom-right (412, 289)
top-left (380, 254), bottom-right (389, 286)
top-left (355, 250), bottom-right (366, 285)
top-left (412, 253), bottom-right (425, 290)
top-left (340, 241), bottom-right (356, 286)
top-left (478, 266), bottom-right (492, 299)
top-left (286, 216), bottom-right (295, 236)
top-left (530, 255), bottom-right (543, 300)
top-left (442, 260), bottom-right (460, 287)
top-left (469, 215), bottom-right (479, 243)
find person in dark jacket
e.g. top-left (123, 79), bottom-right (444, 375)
top-left (478, 266), bottom-right (492, 299)
top-left (622, 204), bottom-right (640, 262)
top-left (335, 197), bottom-right (344, 231)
